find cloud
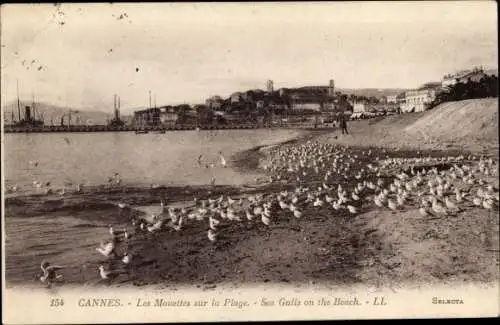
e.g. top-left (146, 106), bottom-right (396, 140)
top-left (1, 2), bottom-right (497, 111)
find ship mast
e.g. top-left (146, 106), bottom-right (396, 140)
top-left (16, 80), bottom-right (21, 122)
top-left (32, 91), bottom-right (37, 120)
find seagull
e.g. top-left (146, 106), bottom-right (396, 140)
top-left (293, 209), bottom-right (302, 218)
top-left (419, 207), bottom-right (430, 217)
top-left (209, 217), bottom-right (220, 231)
top-left (122, 253), bottom-right (131, 264)
top-left (218, 151), bottom-right (227, 168)
top-left (244, 208), bottom-right (255, 221)
top-left (347, 205), bottom-right (357, 214)
top-left (445, 197), bottom-right (461, 213)
top-left (387, 199), bottom-right (398, 211)
top-left (98, 265), bottom-right (119, 280)
top-left (431, 198), bottom-right (448, 215)
top-left (108, 225), bottom-right (125, 237)
top-left (261, 214), bottom-right (271, 225)
top-left (207, 229), bottom-right (217, 242)
top-left (96, 241), bottom-right (116, 258)
top-left (39, 261), bottom-right (63, 287)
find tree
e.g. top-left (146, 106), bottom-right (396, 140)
top-left (428, 74), bottom-right (498, 109)
top-left (174, 104), bottom-right (190, 124)
top-left (194, 105), bottom-right (213, 126)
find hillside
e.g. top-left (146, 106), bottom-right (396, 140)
top-left (321, 98), bottom-right (498, 156)
top-left (404, 98), bottom-right (498, 144)
top-left (2, 101), bottom-right (133, 125)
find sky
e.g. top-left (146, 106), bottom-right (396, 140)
top-left (1, 1), bottom-right (498, 113)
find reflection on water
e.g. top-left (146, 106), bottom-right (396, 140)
top-left (4, 129), bottom-right (301, 193)
top-left (3, 129), bottom-right (302, 285)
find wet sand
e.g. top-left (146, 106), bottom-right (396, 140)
top-left (4, 124), bottom-right (499, 291)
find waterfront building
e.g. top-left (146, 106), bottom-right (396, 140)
top-left (386, 95), bottom-right (398, 103)
top-left (401, 83), bottom-right (442, 113)
top-left (286, 81), bottom-right (336, 111)
top-left (133, 106), bottom-right (178, 126)
top-left (352, 102), bottom-right (367, 113)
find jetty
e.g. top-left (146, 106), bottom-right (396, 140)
top-left (3, 123), bottom-right (334, 133)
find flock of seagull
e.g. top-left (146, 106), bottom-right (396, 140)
top-left (6, 161), bottom-right (124, 196)
top-left (31, 140), bottom-right (499, 287)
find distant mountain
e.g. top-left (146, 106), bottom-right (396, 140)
top-left (485, 68), bottom-right (498, 76)
top-left (2, 101), bottom-right (133, 125)
top-left (338, 88), bottom-right (410, 98)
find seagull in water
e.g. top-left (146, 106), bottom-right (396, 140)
top-left (96, 241), bottom-right (116, 258)
top-left (98, 265), bottom-right (119, 280)
top-left (39, 261), bottom-right (64, 287)
top-left (122, 252), bottom-right (131, 264)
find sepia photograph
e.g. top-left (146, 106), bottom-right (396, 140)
top-left (1, 1), bottom-right (499, 323)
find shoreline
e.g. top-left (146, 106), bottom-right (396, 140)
top-left (3, 125), bottom-right (499, 290)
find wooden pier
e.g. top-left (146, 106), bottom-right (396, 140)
top-left (2, 123), bottom-right (334, 133)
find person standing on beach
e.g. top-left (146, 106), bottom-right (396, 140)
top-left (338, 113), bottom-right (349, 135)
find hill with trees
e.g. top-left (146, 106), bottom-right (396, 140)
top-left (430, 74), bottom-right (498, 108)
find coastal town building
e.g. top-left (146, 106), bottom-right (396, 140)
top-left (352, 102), bottom-right (367, 113)
top-left (133, 106), bottom-right (178, 126)
top-left (266, 80), bottom-right (274, 93)
top-left (279, 80), bottom-right (336, 111)
top-left (386, 95), bottom-right (398, 103)
top-left (401, 82), bottom-right (442, 113)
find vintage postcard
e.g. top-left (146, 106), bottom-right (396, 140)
top-left (1, 1), bottom-right (499, 324)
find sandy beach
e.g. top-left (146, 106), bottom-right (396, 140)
top-left (4, 99), bottom-right (499, 292)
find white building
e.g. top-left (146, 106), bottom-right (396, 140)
top-left (290, 102), bottom-right (321, 111)
top-left (353, 102), bottom-right (366, 113)
top-left (401, 88), bottom-right (437, 113)
top-left (386, 95), bottom-right (397, 103)
top-left (159, 107), bottom-right (178, 123)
